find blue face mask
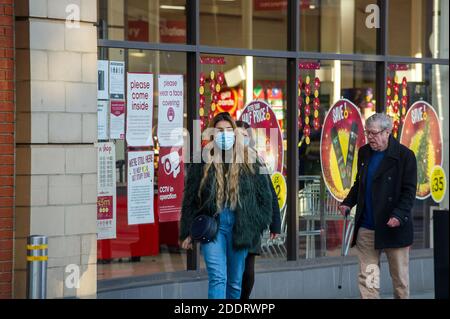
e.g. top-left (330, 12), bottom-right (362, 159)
top-left (215, 131), bottom-right (235, 150)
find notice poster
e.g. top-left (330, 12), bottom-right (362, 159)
top-left (320, 99), bottom-right (366, 201)
top-left (128, 151), bottom-right (154, 225)
top-left (158, 147), bottom-right (184, 222)
top-left (109, 61), bottom-right (125, 100)
top-left (97, 142), bottom-right (116, 240)
top-left (97, 100), bottom-right (109, 140)
top-left (126, 73), bottom-right (153, 147)
top-left (110, 100), bottom-right (125, 139)
top-left (239, 100), bottom-right (284, 174)
top-left (400, 101), bottom-right (443, 199)
top-left (97, 60), bottom-right (109, 100)
top-left (157, 74), bottom-right (184, 147)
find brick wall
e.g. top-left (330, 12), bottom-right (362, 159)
top-left (0, 0), bottom-right (15, 300)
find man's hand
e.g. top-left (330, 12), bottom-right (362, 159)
top-left (338, 205), bottom-right (351, 216)
top-left (387, 217), bottom-right (401, 228)
top-left (270, 233), bottom-right (279, 240)
top-left (180, 236), bottom-right (193, 250)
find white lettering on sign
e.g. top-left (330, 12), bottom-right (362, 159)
top-left (411, 106), bottom-right (426, 124)
top-left (332, 105), bottom-right (345, 124)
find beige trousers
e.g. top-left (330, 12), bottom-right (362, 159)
top-left (355, 227), bottom-right (410, 299)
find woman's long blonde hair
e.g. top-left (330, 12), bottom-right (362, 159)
top-left (199, 112), bottom-right (256, 212)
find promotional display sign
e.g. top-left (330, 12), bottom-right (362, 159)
top-left (271, 172), bottom-right (287, 210)
top-left (157, 74), bottom-right (184, 147)
top-left (109, 61), bottom-right (125, 100)
top-left (97, 100), bottom-right (109, 140)
top-left (430, 166), bottom-right (447, 203)
top-left (400, 101), bottom-right (443, 199)
top-left (110, 100), bottom-right (125, 139)
top-left (128, 151), bottom-right (155, 225)
top-left (126, 72), bottom-right (154, 147)
top-left (97, 142), bottom-right (116, 240)
top-left (158, 147), bottom-right (184, 222)
top-left (320, 99), bottom-right (366, 201)
top-left (239, 100), bottom-right (284, 174)
top-left (97, 60), bottom-right (109, 100)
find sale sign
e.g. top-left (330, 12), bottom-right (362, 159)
top-left (126, 73), bottom-right (154, 147)
top-left (239, 100), bottom-right (284, 174)
top-left (157, 74), bottom-right (184, 147)
top-left (158, 147), bottom-right (184, 222)
top-left (320, 99), bottom-right (366, 201)
top-left (400, 101), bottom-right (443, 199)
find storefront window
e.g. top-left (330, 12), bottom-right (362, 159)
top-left (300, 0), bottom-right (377, 54)
top-left (389, 0), bottom-right (449, 59)
top-left (297, 60), bottom-right (377, 258)
top-left (385, 63), bottom-right (449, 248)
top-left (199, 0), bottom-right (287, 50)
top-left (198, 55), bottom-right (288, 267)
top-left (98, 0), bottom-right (187, 43)
top-left (97, 49), bottom-right (187, 280)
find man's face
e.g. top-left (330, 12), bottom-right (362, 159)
top-left (365, 122), bottom-right (391, 151)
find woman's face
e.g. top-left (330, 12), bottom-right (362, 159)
top-left (215, 120), bottom-right (233, 132)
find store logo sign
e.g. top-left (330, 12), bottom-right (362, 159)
top-left (365, 4), bottom-right (380, 29)
top-left (65, 264), bottom-right (80, 289)
top-left (66, 4), bottom-right (80, 29)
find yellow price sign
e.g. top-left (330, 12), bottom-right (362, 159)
top-left (271, 172), bottom-right (287, 210)
top-left (430, 166), bottom-right (447, 203)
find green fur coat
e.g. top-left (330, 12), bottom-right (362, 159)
top-left (179, 162), bottom-right (273, 250)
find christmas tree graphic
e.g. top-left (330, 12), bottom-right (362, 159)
top-left (416, 119), bottom-right (430, 187)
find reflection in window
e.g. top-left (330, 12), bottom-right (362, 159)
top-left (300, 0), bottom-right (377, 54)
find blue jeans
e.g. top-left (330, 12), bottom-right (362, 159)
top-left (201, 208), bottom-right (248, 299)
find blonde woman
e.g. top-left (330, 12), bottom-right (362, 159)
top-left (179, 112), bottom-right (273, 299)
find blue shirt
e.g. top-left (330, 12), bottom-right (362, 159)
top-left (361, 150), bottom-right (386, 230)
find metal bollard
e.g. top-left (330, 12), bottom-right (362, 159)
top-left (26, 235), bottom-right (48, 299)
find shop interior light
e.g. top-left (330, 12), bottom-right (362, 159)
top-left (130, 50), bottom-right (146, 58)
top-left (160, 5), bottom-right (185, 11)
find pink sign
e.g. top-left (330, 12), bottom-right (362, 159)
top-left (97, 196), bottom-right (113, 220)
top-left (158, 147), bottom-right (184, 222)
top-left (239, 101), bottom-right (284, 174)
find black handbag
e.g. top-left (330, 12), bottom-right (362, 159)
top-left (190, 213), bottom-right (219, 244)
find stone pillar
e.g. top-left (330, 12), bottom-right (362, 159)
top-left (15, 0), bottom-right (97, 299)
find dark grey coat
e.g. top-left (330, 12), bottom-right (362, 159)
top-left (342, 135), bottom-right (417, 249)
top-left (180, 161), bottom-right (274, 250)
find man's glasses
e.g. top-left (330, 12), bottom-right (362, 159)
top-left (364, 129), bottom-right (385, 137)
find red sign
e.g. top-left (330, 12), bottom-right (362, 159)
top-left (160, 21), bottom-right (186, 43)
top-left (97, 196), bottom-right (113, 220)
top-left (400, 101), bottom-right (443, 199)
top-left (388, 64), bottom-right (409, 71)
top-left (320, 99), bottom-right (366, 201)
top-left (239, 101), bottom-right (284, 174)
top-left (128, 20), bottom-right (149, 42)
top-left (216, 88), bottom-right (238, 117)
top-left (200, 56), bottom-right (226, 65)
top-left (299, 62), bottom-right (321, 70)
top-left (254, 0), bottom-right (311, 11)
top-left (158, 147), bottom-right (184, 222)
